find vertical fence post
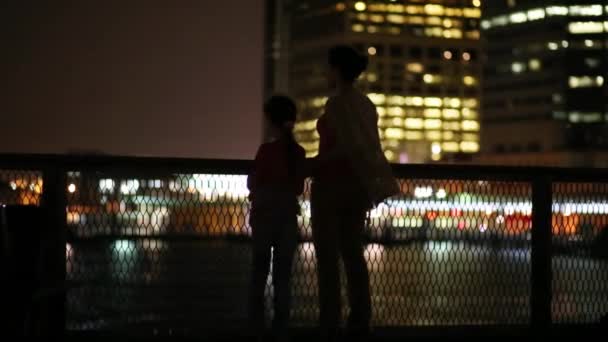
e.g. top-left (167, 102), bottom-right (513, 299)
top-left (40, 166), bottom-right (67, 336)
top-left (531, 177), bottom-right (552, 332)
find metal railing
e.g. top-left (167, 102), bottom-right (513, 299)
top-left (1, 153), bottom-right (607, 337)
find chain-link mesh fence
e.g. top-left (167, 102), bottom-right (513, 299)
top-left (1, 161), bottom-right (607, 336)
top-left (551, 182), bottom-right (608, 323)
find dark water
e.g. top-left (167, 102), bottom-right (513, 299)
top-left (65, 239), bottom-right (608, 333)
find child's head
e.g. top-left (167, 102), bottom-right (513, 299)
top-left (264, 95), bottom-right (297, 138)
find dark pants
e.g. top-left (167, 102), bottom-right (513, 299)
top-left (311, 181), bottom-right (371, 339)
top-left (249, 205), bottom-right (298, 338)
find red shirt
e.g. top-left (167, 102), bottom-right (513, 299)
top-left (248, 138), bottom-right (306, 196)
top-left (316, 114), bottom-right (354, 181)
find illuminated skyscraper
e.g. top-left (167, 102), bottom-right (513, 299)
top-left (479, 1), bottom-right (608, 166)
top-left (281, 0), bottom-right (483, 163)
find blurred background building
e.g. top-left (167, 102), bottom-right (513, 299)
top-left (267, 0), bottom-right (483, 163)
top-left (265, 0), bottom-right (608, 167)
top-left (478, 0), bottom-right (608, 167)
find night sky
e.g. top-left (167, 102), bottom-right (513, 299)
top-left (2, 1), bottom-right (263, 159)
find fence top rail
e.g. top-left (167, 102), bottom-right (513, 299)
top-left (1, 153), bottom-right (607, 182)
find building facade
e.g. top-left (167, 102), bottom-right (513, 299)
top-left (278, 0), bottom-right (483, 163)
top-left (480, 0), bottom-right (608, 167)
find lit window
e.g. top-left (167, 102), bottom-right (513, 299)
top-left (511, 62), bottom-right (526, 74)
top-left (406, 63), bottom-right (424, 73)
top-left (552, 94), bottom-right (563, 104)
top-left (584, 40), bottom-right (594, 48)
top-left (368, 93), bottom-right (386, 105)
top-left (562, 40), bottom-right (569, 48)
top-left (388, 107), bottom-right (405, 116)
top-left (408, 97), bottom-right (424, 107)
top-left (481, 20), bottom-right (491, 30)
top-left (366, 72), bottom-right (378, 82)
top-left (462, 120), bottom-right (480, 131)
top-left (425, 4), bottom-right (445, 16)
top-left (584, 58), bottom-right (600, 68)
top-left (424, 97), bottom-right (443, 107)
top-left (443, 131), bottom-right (455, 140)
top-left (463, 8), bottom-right (481, 18)
top-left (426, 131), bottom-right (442, 140)
top-left (446, 98), bottom-right (461, 108)
top-left (569, 112), bottom-right (581, 123)
top-left (336, 3), bottom-right (346, 11)
top-left (368, 46), bottom-right (377, 55)
top-left (464, 30), bottom-right (480, 40)
top-left (462, 133), bottom-right (479, 141)
top-left (367, 25), bottom-right (379, 33)
top-left (547, 42), bottom-right (559, 50)
top-left (463, 76), bottom-right (477, 86)
top-left (442, 142), bottom-right (460, 152)
top-left (405, 131), bottom-right (423, 140)
top-left (385, 140), bottom-right (399, 148)
top-left (377, 107), bottom-right (386, 116)
top-left (569, 21), bottom-right (605, 34)
top-left (443, 19), bottom-right (453, 28)
top-left (368, 4), bottom-right (386, 12)
top-left (472, 0), bottom-right (481, 8)
top-left (569, 76), bottom-right (604, 88)
top-left (386, 4), bottom-right (404, 13)
top-left (385, 128), bottom-right (404, 139)
top-left (425, 27), bottom-right (443, 37)
top-left (443, 50), bottom-right (453, 59)
top-left (461, 108), bottom-right (478, 118)
top-left (352, 24), bottom-right (365, 32)
top-left (370, 14), bottom-right (385, 23)
top-left (425, 119), bottom-right (442, 130)
top-left (546, 6), bottom-right (568, 16)
top-left (424, 108), bottom-right (442, 118)
top-left (387, 27), bottom-right (401, 35)
top-left (387, 96), bottom-right (406, 106)
top-left (569, 5), bottom-right (603, 16)
top-left (392, 117), bottom-right (403, 126)
top-left (384, 150), bottom-right (395, 161)
top-left (355, 1), bottom-right (367, 11)
top-left (510, 12), bottom-right (527, 24)
top-left (409, 16), bottom-right (425, 25)
top-left (463, 99), bottom-right (478, 108)
top-left (406, 5), bottom-right (424, 14)
top-left (423, 74), bottom-right (442, 84)
top-left (443, 109), bottom-right (460, 119)
top-left (527, 8), bottom-right (545, 21)
top-left (460, 141), bottom-right (480, 152)
top-left (491, 15), bottom-right (508, 26)
top-left (528, 59), bottom-right (542, 71)
top-left (569, 112), bottom-right (603, 123)
top-left (387, 14), bottom-right (405, 24)
top-left (445, 8), bottom-right (463, 17)
top-left (444, 29), bottom-right (463, 39)
top-left (507, 0), bottom-right (516, 8)
top-left (462, 52), bottom-right (471, 61)
top-left (426, 16), bottom-right (442, 25)
top-left (405, 118), bottom-right (424, 129)
top-left (442, 121), bottom-right (460, 130)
